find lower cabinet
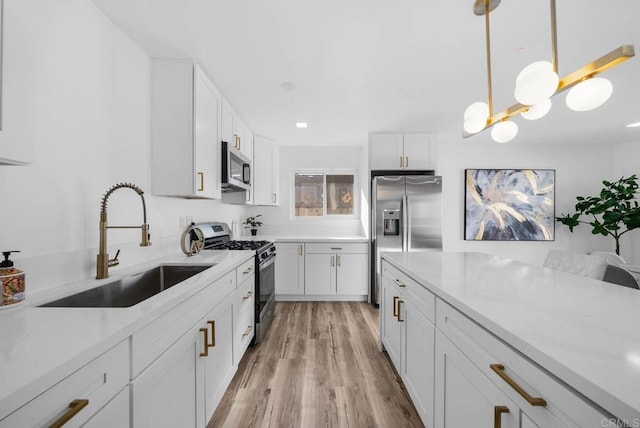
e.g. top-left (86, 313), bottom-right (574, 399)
top-left (84, 386), bottom-right (131, 427)
top-left (380, 275), bottom-right (402, 368)
top-left (304, 243), bottom-right (368, 296)
top-left (435, 330), bottom-right (520, 428)
top-left (274, 243), bottom-right (305, 295)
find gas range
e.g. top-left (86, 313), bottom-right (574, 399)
top-left (190, 222), bottom-right (276, 345)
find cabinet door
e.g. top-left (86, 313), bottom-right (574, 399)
top-left (402, 300), bottom-right (435, 427)
top-left (336, 253), bottom-right (367, 295)
top-left (369, 133), bottom-right (404, 170)
top-left (194, 66), bottom-right (221, 199)
top-left (304, 253), bottom-right (336, 295)
top-left (253, 136), bottom-right (276, 206)
top-left (221, 99), bottom-right (235, 146)
top-left (274, 243), bottom-right (305, 295)
top-left (380, 276), bottom-right (402, 370)
top-left (132, 326), bottom-right (204, 428)
top-left (202, 296), bottom-right (235, 422)
top-left (402, 133), bottom-right (430, 170)
top-left (435, 330), bottom-right (519, 428)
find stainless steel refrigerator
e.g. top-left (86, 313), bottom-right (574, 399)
top-left (370, 174), bottom-right (442, 305)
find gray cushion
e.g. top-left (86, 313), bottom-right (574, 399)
top-left (543, 250), bottom-right (608, 280)
top-left (602, 265), bottom-right (640, 289)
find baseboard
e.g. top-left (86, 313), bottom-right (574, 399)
top-left (275, 295), bottom-right (368, 302)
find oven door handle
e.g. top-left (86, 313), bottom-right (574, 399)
top-left (259, 256), bottom-right (276, 270)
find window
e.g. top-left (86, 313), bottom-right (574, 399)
top-left (293, 171), bottom-right (357, 218)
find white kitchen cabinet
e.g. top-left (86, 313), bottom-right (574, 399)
top-left (221, 98), bottom-right (235, 147)
top-left (132, 323), bottom-right (204, 428)
top-left (304, 243), bottom-right (368, 296)
top-left (253, 135), bottom-right (279, 206)
top-left (234, 258), bottom-right (256, 365)
top-left (435, 330), bottom-right (520, 428)
top-left (274, 243), bottom-right (305, 296)
top-left (83, 386), bottom-right (130, 428)
top-left (0, 340), bottom-right (129, 428)
top-left (369, 132), bottom-right (432, 170)
top-left (380, 260), bottom-right (436, 427)
top-left (151, 59), bottom-right (222, 199)
top-left (201, 293), bottom-right (236, 422)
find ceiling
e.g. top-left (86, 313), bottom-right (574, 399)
top-left (91, 0), bottom-right (640, 147)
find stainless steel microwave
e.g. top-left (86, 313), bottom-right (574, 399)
top-left (221, 141), bottom-right (251, 192)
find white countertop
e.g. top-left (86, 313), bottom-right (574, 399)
top-left (0, 250), bottom-right (254, 418)
top-left (381, 251), bottom-right (640, 421)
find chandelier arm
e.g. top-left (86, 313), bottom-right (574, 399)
top-left (485, 0), bottom-right (494, 117)
top-left (550, 0), bottom-right (559, 74)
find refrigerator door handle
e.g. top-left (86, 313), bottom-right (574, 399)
top-left (401, 194), bottom-right (408, 252)
top-left (406, 195), bottom-right (412, 250)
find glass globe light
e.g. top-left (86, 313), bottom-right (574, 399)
top-left (463, 101), bottom-right (489, 133)
top-left (521, 99), bottom-right (552, 120)
top-left (514, 61), bottom-right (559, 106)
top-left (491, 120), bottom-right (518, 143)
top-left (565, 77), bottom-right (613, 112)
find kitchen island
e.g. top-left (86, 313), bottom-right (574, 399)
top-left (381, 251), bottom-right (640, 427)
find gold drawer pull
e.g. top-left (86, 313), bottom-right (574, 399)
top-left (393, 278), bottom-right (406, 287)
top-left (490, 364), bottom-right (547, 406)
top-left (199, 328), bottom-right (210, 357)
top-left (50, 399), bottom-right (89, 428)
top-left (207, 320), bottom-right (216, 348)
top-left (397, 300), bottom-right (404, 322)
top-left (242, 325), bottom-right (253, 338)
top-left (493, 405), bottom-right (509, 428)
top-left (242, 291), bottom-right (253, 300)
top-left (393, 296), bottom-right (399, 317)
top-left (243, 266), bottom-right (254, 274)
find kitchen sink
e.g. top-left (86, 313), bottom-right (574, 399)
top-left (39, 264), bottom-right (215, 308)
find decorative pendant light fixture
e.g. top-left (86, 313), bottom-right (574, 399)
top-left (463, 0), bottom-right (635, 142)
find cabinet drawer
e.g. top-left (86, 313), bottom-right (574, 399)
top-left (0, 340), bottom-right (129, 428)
top-left (235, 304), bottom-right (255, 359)
top-left (382, 260), bottom-right (435, 323)
top-left (132, 270), bottom-right (236, 377)
top-left (237, 258), bottom-right (255, 285)
top-left (305, 242), bottom-right (368, 254)
top-left (436, 299), bottom-right (608, 427)
top-left (236, 276), bottom-right (255, 313)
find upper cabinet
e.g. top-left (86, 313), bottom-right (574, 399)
top-left (253, 136), bottom-right (279, 206)
top-left (369, 133), bottom-right (435, 171)
top-left (221, 100), bottom-right (253, 161)
top-left (151, 59), bottom-right (222, 199)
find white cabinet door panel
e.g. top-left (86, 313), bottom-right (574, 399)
top-left (336, 253), bottom-right (367, 295)
top-left (369, 133), bottom-right (403, 170)
top-left (275, 243), bottom-right (305, 295)
top-left (304, 253), bottom-right (335, 295)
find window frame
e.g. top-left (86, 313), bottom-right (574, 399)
top-left (289, 168), bottom-right (359, 220)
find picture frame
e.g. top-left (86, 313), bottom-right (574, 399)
top-left (464, 169), bottom-right (556, 241)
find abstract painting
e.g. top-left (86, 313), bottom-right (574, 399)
top-left (465, 169), bottom-right (555, 241)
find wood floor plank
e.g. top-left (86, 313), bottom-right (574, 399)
top-left (209, 302), bottom-right (424, 428)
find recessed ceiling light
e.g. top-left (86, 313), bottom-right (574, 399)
top-left (626, 121), bottom-right (640, 128)
top-left (296, 122), bottom-right (308, 128)
top-left (281, 82), bottom-right (296, 91)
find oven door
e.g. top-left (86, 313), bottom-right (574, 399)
top-left (258, 257), bottom-right (275, 313)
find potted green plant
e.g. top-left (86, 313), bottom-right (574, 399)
top-left (243, 215), bottom-right (263, 236)
top-left (556, 174), bottom-right (640, 256)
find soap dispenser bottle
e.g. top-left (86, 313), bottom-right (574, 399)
top-left (0, 251), bottom-right (25, 308)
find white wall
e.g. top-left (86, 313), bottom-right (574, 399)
top-left (245, 146), bottom-right (366, 236)
top-left (436, 131), bottom-right (618, 266)
top-left (0, 0), bottom-right (242, 296)
top-left (613, 140), bottom-right (640, 263)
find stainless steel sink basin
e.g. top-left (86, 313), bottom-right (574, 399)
top-left (40, 264), bottom-right (215, 308)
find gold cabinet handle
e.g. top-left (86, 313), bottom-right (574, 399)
top-left (393, 278), bottom-right (406, 288)
top-left (299, 245), bottom-right (303, 256)
top-left (490, 364), bottom-right (547, 406)
top-left (397, 300), bottom-right (404, 322)
top-left (207, 320), bottom-right (216, 348)
top-left (337, 255), bottom-right (341, 267)
top-left (199, 327), bottom-right (210, 357)
top-left (242, 325), bottom-right (253, 338)
top-left (493, 405), bottom-right (509, 428)
top-left (242, 290), bottom-right (253, 300)
top-left (50, 399), bottom-right (89, 428)
top-left (393, 296), bottom-right (399, 317)
top-left (405, 156), bottom-right (409, 168)
top-left (400, 156), bottom-right (404, 168)
top-left (197, 172), bottom-right (204, 191)
top-left (234, 134), bottom-right (239, 149)
top-left (243, 266), bottom-right (254, 274)
top-left (331, 255), bottom-right (335, 267)
top-left (272, 193), bottom-right (276, 203)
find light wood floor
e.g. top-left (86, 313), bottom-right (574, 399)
top-left (208, 301), bottom-right (424, 428)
